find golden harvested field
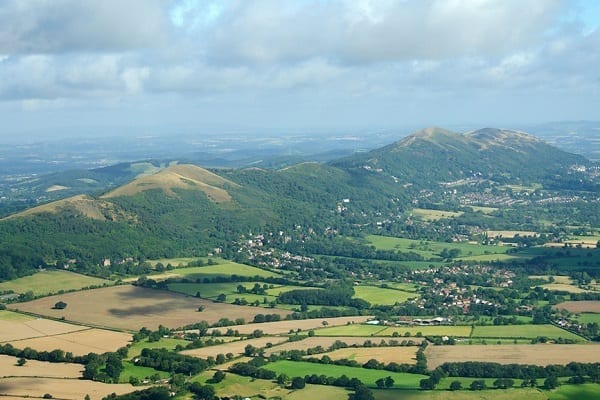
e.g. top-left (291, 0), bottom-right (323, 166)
top-left (554, 300), bottom-right (600, 313)
top-left (0, 355), bottom-right (82, 378)
top-left (10, 285), bottom-right (289, 331)
top-left (0, 377), bottom-right (135, 400)
top-left (317, 346), bottom-right (418, 364)
top-left (0, 312), bottom-right (87, 342)
top-left (425, 344), bottom-right (600, 369)
top-left (207, 315), bottom-right (373, 335)
top-left (8, 328), bottom-right (132, 356)
top-left (265, 336), bottom-right (395, 355)
top-left (181, 336), bottom-right (288, 358)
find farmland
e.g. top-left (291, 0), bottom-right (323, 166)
top-left (315, 324), bottom-right (387, 337)
top-left (411, 208), bottom-right (463, 221)
top-left (425, 344), bottom-right (600, 369)
top-left (9, 285), bottom-right (290, 331)
top-left (180, 336), bottom-right (288, 359)
top-left (264, 360), bottom-right (427, 389)
top-left (0, 311), bottom-right (87, 342)
top-left (353, 285), bottom-right (416, 305)
top-left (317, 346), bottom-right (418, 364)
top-left (265, 336), bottom-right (399, 355)
top-left (206, 315), bottom-right (373, 335)
top-left (380, 325), bottom-right (472, 337)
top-left (0, 355), bottom-right (82, 378)
top-left (555, 301), bottom-right (600, 313)
top-left (373, 387), bottom-right (547, 400)
top-left (0, 376), bottom-right (135, 400)
top-left (7, 328), bottom-right (131, 356)
top-left (471, 324), bottom-right (582, 340)
top-left (0, 270), bottom-right (111, 296)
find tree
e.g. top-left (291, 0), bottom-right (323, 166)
top-left (470, 380), bottom-right (486, 391)
top-left (211, 370), bottom-right (226, 383)
top-left (189, 383), bottom-right (216, 400)
top-left (16, 357), bottom-right (27, 366)
top-left (291, 377), bottom-right (306, 389)
top-left (216, 293), bottom-right (227, 303)
top-left (449, 380), bottom-right (462, 391)
top-left (420, 378), bottom-right (436, 390)
top-left (351, 385), bottom-right (374, 400)
top-left (53, 301), bottom-right (67, 310)
top-left (544, 376), bottom-right (558, 390)
top-left (384, 376), bottom-right (394, 388)
top-left (375, 378), bottom-right (385, 388)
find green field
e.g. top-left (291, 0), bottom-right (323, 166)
top-left (373, 387), bottom-right (546, 400)
top-left (0, 310), bottom-right (34, 321)
top-left (264, 360), bottom-right (427, 389)
top-left (574, 313), bottom-right (600, 324)
top-left (380, 325), bottom-right (472, 337)
top-left (315, 324), bottom-right (387, 336)
top-left (547, 383), bottom-right (600, 400)
top-left (412, 208), bottom-right (463, 221)
top-left (147, 257), bottom-right (203, 267)
top-left (127, 337), bottom-right (189, 359)
top-left (159, 260), bottom-right (279, 279)
top-left (0, 270), bottom-right (111, 296)
top-left (353, 285), bottom-right (416, 305)
top-left (365, 235), bottom-right (514, 261)
top-left (471, 324), bottom-right (582, 341)
top-left (119, 361), bottom-right (169, 383)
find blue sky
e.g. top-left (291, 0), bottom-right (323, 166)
top-left (0, 0), bottom-right (598, 141)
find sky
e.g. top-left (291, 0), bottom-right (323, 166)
top-left (0, 0), bottom-right (599, 141)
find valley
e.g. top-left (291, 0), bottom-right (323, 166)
top-left (0, 128), bottom-right (599, 400)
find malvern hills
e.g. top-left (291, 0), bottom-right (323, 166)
top-left (0, 127), bottom-right (596, 280)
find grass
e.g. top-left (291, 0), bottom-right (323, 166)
top-left (365, 235), bottom-right (514, 261)
top-left (380, 325), bottom-right (472, 337)
top-left (0, 310), bottom-right (34, 321)
top-left (574, 313), bottom-right (600, 324)
top-left (193, 369), bottom-right (286, 399)
top-left (119, 361), bottom-right (169, 383)
top-left (471, 324), bottom-right (582, 341)
top-left (315, 324), bottom-right (387, 336)
top-left (0, 270), bottom-right (111, 296)
top-left (127, 337), bottom-right (189, 359)
top-left (372, 387), bottom-right (547, 400)
top-left (170, 260), bottom-right (279, 278)
top-left (412, 208), bottom-right (463, 221)
top-left (147, 257), bottom-right (202, 267)
top-left (547, 383), bottom-right (600, 400)
top-left (263, 360), bottom-right (427, 389)
top-left (353, 285), bottom-right (416, 305)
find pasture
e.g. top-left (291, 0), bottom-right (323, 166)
top-left (373, 388), bottom-right (546, 400)
top-left (10, 285), bottom-right (289, 331)
top-left (353, 286), bottom-right (415, 305)
top-left (548, 383), bottom-right (600, 400)
top-left (575, 313), bottom-right (600, 324)
top-left (411, 208), bottom-right (463, 221)
top-left (471, 324), bottom-right (582, 340)
top-left (164, 260), bottom-right (279, 278)
top-left (0, 355), bottom-right (82, 378)
top-left (555, 301), bottom-right (600, 313)
top-left (167, 281), bottom-right (279, 305)
top-left (264, 360), bottom-right (427, 389)
top-left (425, 344), bottom-right (600, 369)
top-left (7, 328), bottom-right (131, 356)
top-left (193, 370), bottom-right (288, 399)
top-left (181, 336), bottom-right (288, 359)
top-left (486, 230), bottom-right (538, 238)
top-left (0, 376), bottom-right (135, 400)
top-left (0, 270), bottom-right (110, 296)
top-left (127, 337), bottom-right (189, 358)
top-left (365, 235), bottom-right (513, 261)
top-left (379, 325), bottom-right (472, 337)
top-left (317, 346), bottom-right (418, 364)
top-left (207, 315), bottom-right (373, 335)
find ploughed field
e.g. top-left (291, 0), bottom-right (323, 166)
top-left (9, 285), bottom-right (290, 331)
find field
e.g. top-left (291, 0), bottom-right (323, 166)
top-left (265, 336), bottom-right (400, 355)
top-left (555, 301), bottom-right (600, 313)
top-left (486, 230), bottom-right (538, 238)
top-left (315, 324), bottom-right (387, 336)
top-left (206, 315), bottom-right (373, 335)
top-left (167, 281), bottom-right (279, 304)
top-left (0, 355), bottom-right (82, 378)
top-left (119, 362), bottom-right (169, 383)
top-left (154, 260), bottom-right (279, 278)
top-left (0, 270), bottom-right (110, 296)
top-left (379, 325), bottom-right (472, 337)
top-left (575, 313), bottom-right (600, 324)
top-left (180, 336), bottom-right (288, 359)
top-left (425, 344), bottom-right (600, 369)
top-left (548, 384), bottom-right (600, 400)
top-left (7, 328), bottom-right (131, 356)
top-left (264, 360), bottom-right (427, 389)
top-left (373, 388), bottom-right (547, 400)
top-left (411, 208), bottom-right (463, 221)
top-left (471, 324), bottom-right (582, 340)
top-left (127, 337), bottom-right (189, 358)
top-left (317, 346), bottom-right (418, 364)
top-left (0, 311), bottom-right (87, 342)
top-left (0, 376), bottom-right (135, 400)
top-left (353, 285), bottom-right (416, 305)
top-left (365, 235), bottom-right (513, 261)
top-left (9, 285), bottom-right (290, 331)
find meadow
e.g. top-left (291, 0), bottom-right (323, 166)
top-left (372, 387), bottom-right (546, 400)
top-left (353, 285), bottom-right (416, 305)
top-left (411, 208), bottom-right (463, 221)
top-left (264, 360), bottom-right (427, 389)
top-left (0, 270), bottom-right (111, 296)
top-left (471, 324), bottom-right (582, 340)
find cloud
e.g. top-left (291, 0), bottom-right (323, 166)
top-left (0, 0), bottom-right (170, 54)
